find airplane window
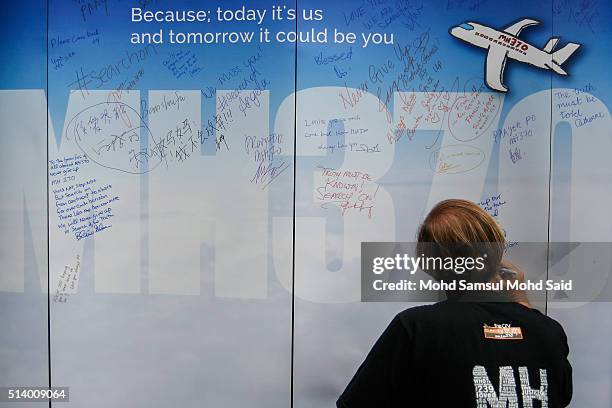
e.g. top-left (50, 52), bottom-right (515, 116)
top-left (460, 23), bottom-right (474, 30)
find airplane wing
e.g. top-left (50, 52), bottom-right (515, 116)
top-left (503, 18), bottom-right (540, 36)
top-left (485, 47), bottom-right (509, 92)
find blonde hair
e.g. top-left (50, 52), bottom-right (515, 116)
top-left (417, 199), bottom-right (528, 303)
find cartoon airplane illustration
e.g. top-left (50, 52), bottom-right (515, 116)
top-left (450, 19), bottom-right (580, 92)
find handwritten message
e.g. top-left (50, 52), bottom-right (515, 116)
top-left (429, 144), bottom-right (485, 174)
top-left (315, 166), bottom-right (380, 218)
top-left (163, 50), bottom-right (204, 79)
top-left (479, 193), bottom-right (507, 218)
top-left (50, 155), bottom-right (119, 241)
top-left (53, 255), bottom-right (81, 303)
top-left (555, 85), bottom-right (605, 128)
top-left (493, 113), bottom-right (537, 164)
top-left (68, 44), bottom-right (158, 98)
top-left (245, 133), bottom-right (290, 189)
top-left (50, 28), bottom-right (101, 70)
top-left (65, 101), bottom-right (161, 174)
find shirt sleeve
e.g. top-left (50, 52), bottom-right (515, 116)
top-left (336, 314), bottom-right (413, 408)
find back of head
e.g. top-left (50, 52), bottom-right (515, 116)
top-left (416, 199), bottom-right (507, 287)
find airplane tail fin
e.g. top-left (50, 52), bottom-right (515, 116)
top-left (543, 37), bottom-right (559, 53)
top-left (551, 42), bottom-right (580, 65)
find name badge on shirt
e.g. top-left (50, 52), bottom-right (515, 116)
top-left (483, 324), bottom-right (523, 340)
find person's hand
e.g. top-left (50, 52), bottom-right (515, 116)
top-left (497, 258), bottom-right (531, 307)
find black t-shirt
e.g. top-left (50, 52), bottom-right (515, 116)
top-left (337, 300), bottom-right (572, 407)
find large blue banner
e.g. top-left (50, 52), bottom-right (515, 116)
top-left (1, 0), bottom-right (611, 406)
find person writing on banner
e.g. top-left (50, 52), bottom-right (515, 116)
top-left (337, 199), bottom-right (572, 407)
